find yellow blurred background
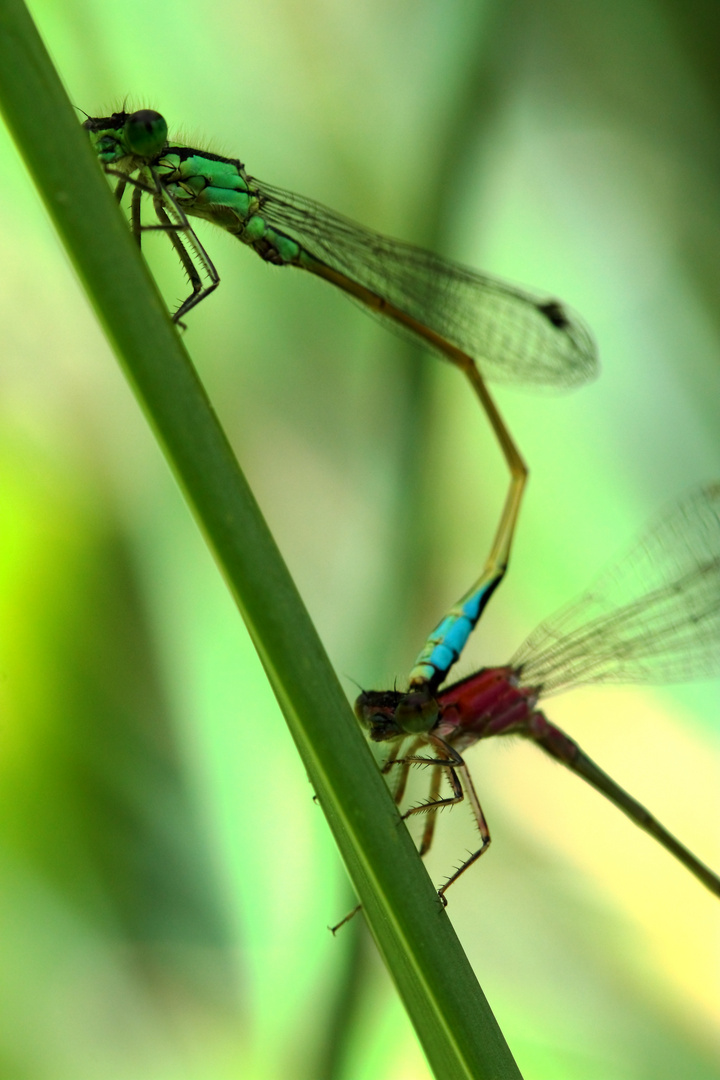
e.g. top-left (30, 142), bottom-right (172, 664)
top-left (0, 1), bottom-right (718, 1077)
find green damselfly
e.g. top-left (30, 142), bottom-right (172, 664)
top-left (84, 107), bottom-right (597, 689)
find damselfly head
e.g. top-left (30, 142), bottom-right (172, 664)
top-left (83, 109), bottom-right (168, 165)
top-left (355, 689), bottom-right (404, 741)
top-left (123, 110), bottom-right (168, 159)
top-left (355, 687), bottom-right (439, 740)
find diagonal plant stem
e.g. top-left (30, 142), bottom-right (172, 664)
top-left (0, 3), bottom-right (523, 1077)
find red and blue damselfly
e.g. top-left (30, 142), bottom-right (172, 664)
top-left (356, 484), bottom-right (720, 903)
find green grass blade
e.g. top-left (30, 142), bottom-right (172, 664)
top-left (0, 3), bottom-right (523, 1076)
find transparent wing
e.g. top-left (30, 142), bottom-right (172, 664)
top-left (512, 484), bottom-right (720, 694)
top-left (259, 182), bottom-right (597, 388)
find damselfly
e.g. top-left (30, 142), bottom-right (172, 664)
top-left (357, 483), bottom-right (720, 902)
top-left (83, 107), bottom-right (597, 689)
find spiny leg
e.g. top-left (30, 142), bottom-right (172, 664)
top-left (329, 737), bottom-right (436, 934)
top-left (104, 165), bottom-right (219, 322)
top-left (382, 735), bottom-right (425, 806)
top-left (152, 196), bottom-right (205, 316)
top-left (383, 736), bottom-right (461, 855)
top-left (113, 176), bottom-right (128, 204)
top-left (329, 736), bottom-right (423, 934)
top-left (332, 728), bottom-right (490, 930)
top-left (389, 733), bottom-right (466, 820)
top-left (329, 902), bottom-right (363, 936)
top-left (388, 732), bottom-right (492, 903)
top-left (436, 757), bottom-right (491, 904)
top-left (130, 184), bottom-right (143, 246)
top-left (418, 763), bottom-right (443, 857)
top-left (149, 168), bottom-right (220, 322)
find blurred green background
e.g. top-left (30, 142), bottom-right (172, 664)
top-left (1, 1), bottom-right (719, 1077)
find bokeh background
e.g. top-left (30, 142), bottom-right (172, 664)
top-left (1, 1), bottom-right (719, 1077)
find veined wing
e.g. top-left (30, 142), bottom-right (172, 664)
top-left (258, 182), bottom-right (597, 388)
top-left (512, 484), bottom-right (720, 693)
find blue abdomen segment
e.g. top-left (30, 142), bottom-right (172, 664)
top-left (409, 577), bottom-right (501, 688)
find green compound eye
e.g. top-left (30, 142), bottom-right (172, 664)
top-left (123, 110), bottom-right (168, 158)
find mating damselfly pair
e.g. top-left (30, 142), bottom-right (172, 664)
top-left (84, 107), bottom-right (720, 904)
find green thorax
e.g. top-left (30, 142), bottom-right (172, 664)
top-left (85, 108), bottom-right (301, 266)
top-left (157, 146), bottom-right (301, 265)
